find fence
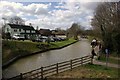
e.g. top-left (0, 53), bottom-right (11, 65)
top-left (7, 55), bottom-right (92, 80)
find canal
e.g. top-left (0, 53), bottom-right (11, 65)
top-left (3, 39), bottom-right (91, 78)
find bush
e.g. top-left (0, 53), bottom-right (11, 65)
top-left (5, 32), bottom-right (11, 39)
top-left (37, 43), bottom-right (50, 50)
top-left (112, 33), bottom-right (120, 54)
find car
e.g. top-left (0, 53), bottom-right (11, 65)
top-left (40, 36), bottom-right (48, 42)
top-left (12, 34), bottom-right (25, 41)
top-left (31, 36), bottom-right (42, 42)
top-left (60, 37), bottom-right (66, 41)
top-left (35, 38), bottom-right (42, 42)
top-left (49, 37), bottom-right (55, 42)
top-left (81, 35), bottom-right (88, 39)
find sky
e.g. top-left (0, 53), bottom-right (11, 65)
top-left (0, 0), bottom-right (119, 30)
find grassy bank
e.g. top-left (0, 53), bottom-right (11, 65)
top-left (50, 38), bottom-right (77, 48)
top-left (49, 64), bottom-right (118, 78)
top-left (2, 38), bottom-right (77, 66)
top-left (98, 53), bottom-right (119, 64)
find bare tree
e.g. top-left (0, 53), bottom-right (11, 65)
top-left (91, 2), bottom-right (120, 53)
top-left (8, 16), bottom-right (25, 25)
top-left (2, 17), bottom-right (7, 25)
top-left (67, 23), bottom-right (82, 40)
top-left (55, 28), bottom-right (66, 35)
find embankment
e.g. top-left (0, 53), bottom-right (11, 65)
top-left (2, 39), bottom-right (78, 68)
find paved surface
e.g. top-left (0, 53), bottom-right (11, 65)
top-left (93, 59), bottom-right (120, 68)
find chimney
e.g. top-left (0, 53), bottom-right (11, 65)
top-left (29, 23), bottom-right (32, 26)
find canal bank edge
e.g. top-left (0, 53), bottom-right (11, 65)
top-left (2, 40), bottom-right (78, 69)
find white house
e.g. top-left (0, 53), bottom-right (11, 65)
top-left (4, 23), bottom-right (36, 39)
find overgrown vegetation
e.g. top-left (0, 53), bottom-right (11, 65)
top-left (2, 38), bottom-right (77, 65)
top-left (91, 2), bottom-right (120, 54)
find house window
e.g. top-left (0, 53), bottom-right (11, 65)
top-left (32, 30), bottom-right (35, 33)
top-left (26, 30), bottom-right (30, 33)
top-left (14, 29), bottom-right (17, 32)
top-left (19, 29), bottom-right (21, 32)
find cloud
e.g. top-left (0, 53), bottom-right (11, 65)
top-left (0, 1), bottom-right (100, 30)
top-left (23, 3), bottom-right (49, 15)
top-left (0, 1), bottom-right (50, 18)
top-left (51, 1), bottom-right (96, 29)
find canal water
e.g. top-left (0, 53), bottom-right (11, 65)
top-left (3, 39), bottom-right (91, 78)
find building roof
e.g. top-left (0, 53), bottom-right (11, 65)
top-left (38, 29), bottom-right (51, 36)
top-left (7, 24), bottom-right (35, 30)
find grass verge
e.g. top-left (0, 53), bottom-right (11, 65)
top-left (98, 53), bottom-right (119, 64)
top-left (2, 38), bottom-right (77, 66)
top-left (49, 64), bottom-right (119, 78)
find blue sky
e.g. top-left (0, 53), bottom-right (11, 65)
top-left (0, 0), bottom-right (119, 30)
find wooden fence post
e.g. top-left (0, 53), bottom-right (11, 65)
top-left (20, 73), bottom-right (23, 80)
top-left (41, 67), bottom-right (43, 79)
top-left (90, 55), bottom-right (93, 64)
top-left (37, 70), bottom-right (39, 78)
top-left (70, 60), bottom-right (72, 70)
top-left (81, 57), bottom-right (83, 65)
top-left (56, 63), bottom-right (58, 74)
